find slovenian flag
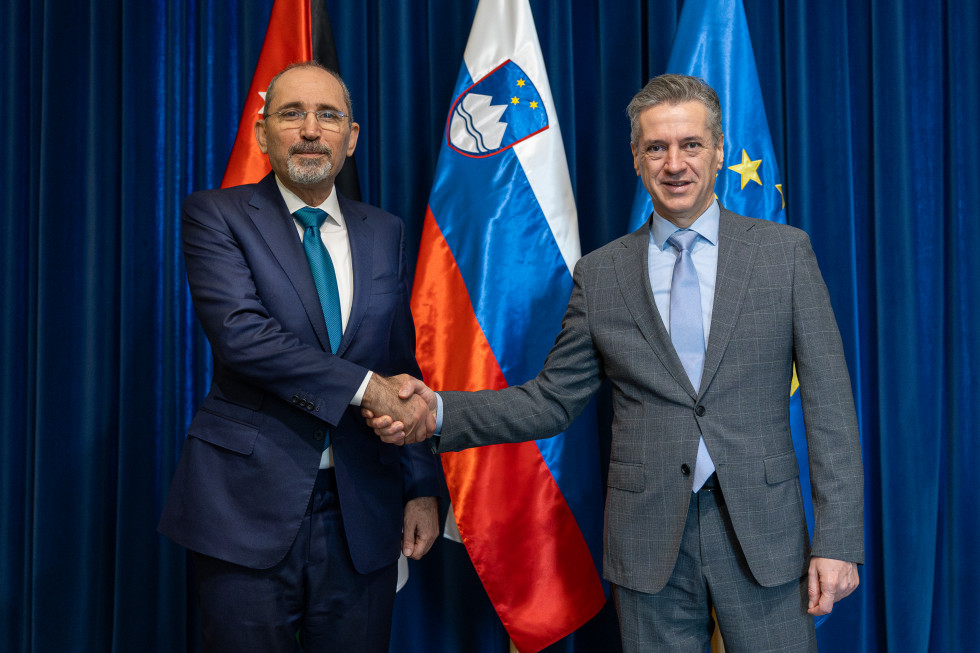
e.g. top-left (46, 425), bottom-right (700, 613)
top-left (411, 0), bottom-right (606, 650)
top-left (628, 0), bottom-right (826, 626)
top-left (221, 0), bottom-right (359, 200)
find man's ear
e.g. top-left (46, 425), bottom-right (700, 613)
top-left (346, 122), bottom-right (360, 157)
top-left (254, 119), bottom-right (269, 154)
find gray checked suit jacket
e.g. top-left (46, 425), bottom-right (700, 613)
top-left (439, 208), bottom-right (863, 594)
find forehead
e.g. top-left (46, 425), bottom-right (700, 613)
top-left (271, 67), bottom-right (344, 109)
top-left (636, 101), bottom-right (712, 142)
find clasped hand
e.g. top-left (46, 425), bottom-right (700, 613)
top-left (361, 374), bottom-right (435, 445)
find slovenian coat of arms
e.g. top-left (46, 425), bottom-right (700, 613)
top-left (447, 60), bottom-right (549, 158)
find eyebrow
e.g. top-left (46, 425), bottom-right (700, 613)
top-left (271, 100), bottom-right (343, 112)
top-left (641, 135), bottom-right (705, 147)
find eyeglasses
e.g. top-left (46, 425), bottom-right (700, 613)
top-left (265, 108), bottom-right (349, 131)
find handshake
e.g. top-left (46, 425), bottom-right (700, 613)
top-left (361, 374), bottom-right (437, 445)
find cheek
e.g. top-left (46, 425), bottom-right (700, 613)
top-left (267, 138), bottom-right (288, 160)
top-left (335, 134), bottom-right (354, 158)
top-left (640, 159), bottom-right (659, 177)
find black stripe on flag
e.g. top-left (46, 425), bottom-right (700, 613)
top-left (311, 1), bottom-right (361, 201)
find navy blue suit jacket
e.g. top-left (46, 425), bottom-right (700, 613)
top-left (159, 172), bottom-right (441, 574)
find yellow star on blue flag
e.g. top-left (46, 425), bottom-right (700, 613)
top-left (728, 149), bottom-right (763, 189)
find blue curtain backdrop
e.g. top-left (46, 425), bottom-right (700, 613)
top-left (1, 1), bottom-right (977, 652)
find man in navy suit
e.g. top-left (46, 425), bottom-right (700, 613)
top-left (159, 61), bottom-right (442, 653)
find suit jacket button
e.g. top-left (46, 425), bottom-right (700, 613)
top-left (292, 395), bottom-right (301, 404)
top-left (681, 463), bottom-right (691, 475)
top-left (313, 429), bottom-right (325, 441)
top-left (695, 405), bottom-right (706, 416)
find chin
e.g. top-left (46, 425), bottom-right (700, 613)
top-left (657, 199), bottom-right (694, 214)
top-left (288, 162), bottom-right (333, 186)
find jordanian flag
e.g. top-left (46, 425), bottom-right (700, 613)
top-left (221, 0), bottom-right (359, 200)
top-left (411, 1), bottom-right (606, 651)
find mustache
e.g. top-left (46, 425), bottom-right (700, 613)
top-left (289, 143), bottom-right (333, 156)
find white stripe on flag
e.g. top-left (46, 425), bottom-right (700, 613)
top-left (461, 0), bottom-right (580, 274)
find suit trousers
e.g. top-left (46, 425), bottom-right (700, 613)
top-left (193, 468), bottom-right (398, 653)
top-left (614, 477), bottom-right (817, 653)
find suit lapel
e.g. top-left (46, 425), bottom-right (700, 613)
top-left (246, 174), bottom-right (333, 352)
top-left (338, 193), bottom-right (372, 357)
top-left (614, 226), bottom-right (697, 398)
top-left (700, 209), bottom-right (757, 393)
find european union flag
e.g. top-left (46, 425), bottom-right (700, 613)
top-left (628, 0), bottom-right (827, 627)
top-left (629, 0), bottom-right (785, 230)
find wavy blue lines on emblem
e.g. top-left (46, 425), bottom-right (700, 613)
top-left (446, 60), bottom-right (549, 158)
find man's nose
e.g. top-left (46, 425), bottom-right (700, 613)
top-left (299, 112), bottom-right (323, 138)
top-left (663, 147), bottom-right (685, 173)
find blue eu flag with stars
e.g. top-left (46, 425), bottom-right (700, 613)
top-left (629, 0), bottom-right (785, 231)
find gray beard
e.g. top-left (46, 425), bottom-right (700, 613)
top-left (287, 156), bottom-right (333, 185)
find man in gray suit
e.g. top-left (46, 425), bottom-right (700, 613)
top-left (368, 74), bottom-right (863, 651)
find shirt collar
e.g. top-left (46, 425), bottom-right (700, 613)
top-left (275, 175), bottom-right (345, 228)
top-left (649, 200), bottom-right (720, 250)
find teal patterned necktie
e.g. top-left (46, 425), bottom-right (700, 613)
top-left (294, 207), bottom-right (343, 354)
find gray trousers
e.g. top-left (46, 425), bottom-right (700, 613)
top-left (614, 478), bottom-right (817, 652)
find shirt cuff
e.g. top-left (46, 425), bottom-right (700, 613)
top-left (350, 371), bottom-right (373, 406)
top-left (435, 392), bottom-right (444, 434)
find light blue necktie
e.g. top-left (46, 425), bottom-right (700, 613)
top-left (294, 207), bottom-right (343, 355)
top-left (668, 229), bottom-right (715, 492)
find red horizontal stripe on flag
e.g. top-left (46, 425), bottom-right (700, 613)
top-left (412, 209), bottom-right (507, 393)
top-left (413, 210), bottom-right (605, 651)
top-left (443, 445), bottom-right (605, 651)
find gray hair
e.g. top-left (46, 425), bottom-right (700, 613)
top-left (263, 61), bottom-right (353, 123)
top-left (627, 74), bottom-right (722, 146)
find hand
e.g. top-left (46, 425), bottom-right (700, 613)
top-left (807, 557), bottom-right (859, 615)
top-left (362, 375), bottom-right (437, 444)
top-left (361, 374), bottom-right (435, 445)
top-left (402, 496), bottom-right (439, 560)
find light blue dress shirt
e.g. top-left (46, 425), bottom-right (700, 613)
top-left (647, 200), bottom-right (720, 351)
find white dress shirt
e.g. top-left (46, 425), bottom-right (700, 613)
top-left (275, 176), bottom-right (372, 467)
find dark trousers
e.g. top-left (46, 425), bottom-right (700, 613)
top-left (615, 476), bottom-right (817, 653)
top-left (193, 468), bottom-right (398, 653)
